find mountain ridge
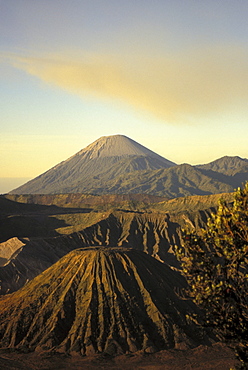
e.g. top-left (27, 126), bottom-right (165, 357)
top-left (9, 135), bottom-right (248, 197)
top-left (196, 155), bottom-right (248, 175)
top-left (0, 191), bottom-right (231, 295)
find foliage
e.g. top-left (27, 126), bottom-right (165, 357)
top-left (175, 183), bottom-right (248, 368)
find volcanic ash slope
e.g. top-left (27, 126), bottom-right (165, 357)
top-left (11, 135), bottom-right (175, 194)
top-left (0, 248), bottom-right (213, 355)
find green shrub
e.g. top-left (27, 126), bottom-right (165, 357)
top-left (175, 183), bottom-right (248, 368)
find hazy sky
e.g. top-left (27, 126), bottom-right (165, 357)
top-left (1, 0), bottom-right (248, 193)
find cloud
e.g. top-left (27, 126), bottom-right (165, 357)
top-left (3, 47), bottom-right (248, 123)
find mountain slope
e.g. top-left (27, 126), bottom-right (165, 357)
top-left (84, 163), bottom-right (236, 197)
top-left (9, 135), bottom-right (248, 197)
top-left (195, 156), bottom-right (248, 189)
top-left (76, 134), bottom-right (171, 160)
top-left (4, 193), bottom-right (168, 209)
top-left (0, 247), bottom-right (213, 354)
top-left (10, 135), bottom-right (175, 194)
top-left (196, 156), bottom-right (248, 175)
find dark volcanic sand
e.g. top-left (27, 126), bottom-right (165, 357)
top-left (0, 343), bottom-right (238, 370)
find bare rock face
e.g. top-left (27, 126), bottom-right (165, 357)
top-left (0, 233), bottom-right (85, 295)
top-left (0, 237), bottom-right (25, 266)
top-left (0, 248), bottom-right (212, 355)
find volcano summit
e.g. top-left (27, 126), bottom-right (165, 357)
top-left (11, 135), bottom-right (175, 195)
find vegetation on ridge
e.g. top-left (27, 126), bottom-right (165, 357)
top-left (175, 183), bottom-right (248, 368)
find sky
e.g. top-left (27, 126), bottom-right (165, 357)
top-left (1, 0), bottom-right (248, 193)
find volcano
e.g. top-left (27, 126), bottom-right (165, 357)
top-left (9, 135), bottom-right (248, 197)
top-left (10, 135), bottom-right (175, 194)
top-left (0, 247), bottom-right (212, 355)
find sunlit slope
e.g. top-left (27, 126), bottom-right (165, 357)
top-left (5, 193), bottom-right (168, 210)
top-left (0, 248), bottom-right (212, 354)
top-left (4, 191), bottom-right (233, 213)
top-left (151, 192), bottom-right (234, 214)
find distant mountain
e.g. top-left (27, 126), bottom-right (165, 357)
top-left (0, 247), bottom-right (212, 354)
top-left (10, 135), bottom-right (175, 194)
top-left (9, 135), bottom-right (248, 197)
top-left (196, 156), bottom-right (248, 190)
top-left (196, 156), bottom-right (248, 175)
top-left (93, 163), bottom-right (235, 197)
